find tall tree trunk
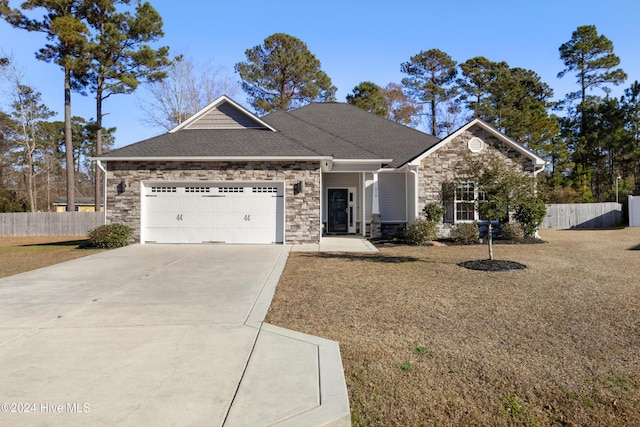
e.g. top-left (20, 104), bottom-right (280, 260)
top-left (580, 64), bottom-right (586, 138)
top-left (94, 77), bottom-right (103, 212)
top-left (47, 167), bottom-right (51, 212)
top-left (487, 221), bottom-right (494, 260)
top-left (28, 151), bottom-right (35, 211)
top-left (64, 67), bottom-right (75, 212)
top-left (431, 98), bottom-right (437, 135)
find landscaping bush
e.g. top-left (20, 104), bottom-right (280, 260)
top-left (422, 203), bottom-right (446, 222)
top-left (88, 224), bottom-right (133, 249)
top-left (514, 197), bottom-right (547, 237)
top-left (499, 222), bottom-right (524, 241)
top-left (451, 222), bottom-right (479, 244)
top-left (404, 220), bottom-right (437, 245)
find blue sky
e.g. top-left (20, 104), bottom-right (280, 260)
top-left (1, 0), bottom-right (639, 148)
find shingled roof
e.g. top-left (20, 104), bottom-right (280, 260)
top-left (265, 103), bottom-right (441, 167)
top-left (97, 97), bottom-right (441, 168)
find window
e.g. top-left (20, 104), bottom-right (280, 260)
top-left (443, 182), bottom-right (486, 223)
top-left (218, 187), bottom-right (244, 193)
top-left (456, 183), bottom-right (476, 221)
top-left (151, 186), bottom-right (177, 193)
top-left (252, 187), bottom-right (278, 193)
top-left (185, 186), bottom-right (210, 193)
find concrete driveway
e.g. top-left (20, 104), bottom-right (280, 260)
top-left (0, 244), bottom-right (349, 426)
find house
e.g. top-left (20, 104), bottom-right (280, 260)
top-left (54, 197), bottom-right (103, 212)
top-left (93, 96), bottom-right (546, 244)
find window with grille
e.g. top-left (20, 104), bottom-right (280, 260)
top-left (151, 186), bottom-right (177, 193)
top-left (252, 187), bottom-right (278, 193)
top-left (185, 187), bottom-right (210, 193)
top-left (218, 187), bottom-right (244, 193)
top-left (456, 182), bottom-right (476, 221)
top-left (443, 182), bottom-right (489, 222)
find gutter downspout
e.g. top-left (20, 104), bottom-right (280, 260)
top-left (97, 160), bottom-right (107, 225)
top-left (533, 163), bottom-right (546, 238)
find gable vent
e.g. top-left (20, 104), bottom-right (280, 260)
top-left (468, 137), bottom-right (484, 153)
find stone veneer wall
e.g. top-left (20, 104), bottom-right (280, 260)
top-left (106, 161), bottom-right (321, 244)
top-left (418, 126), bottom-right (535, 209)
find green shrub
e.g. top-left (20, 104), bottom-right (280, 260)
top-left (404, 219), bottom-right (437, 245)
top-left (514, 197), bottom-right (547, 237)
top-left (88, 224), bottom-right (133, 249)
top-left (499, 222), bottom-right (524, 241)
top-left (451, 222), bottom-right (479, 244)
top-left (422, 203), bottom-right (446, 222)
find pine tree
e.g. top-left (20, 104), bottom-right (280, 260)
top-left (235, 33), bottom-right (336, 114)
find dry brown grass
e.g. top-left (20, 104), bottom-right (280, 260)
top-left (0, 236), bottom-right (103, 278)
top-left (267, 229), bottom-right (640, 426)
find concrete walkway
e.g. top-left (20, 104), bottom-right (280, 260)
top-left (292, 236), bottom-right (378, 253)
top-left (0, 244), bottom-right (349, 426)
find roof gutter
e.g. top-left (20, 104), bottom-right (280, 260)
top-left (331, 159), bottom-right (393, 164)
top-left (90, 155), bottom-right (334, 162)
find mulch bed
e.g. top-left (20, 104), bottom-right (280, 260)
top-left (458, 259), bottom-right (527, 271)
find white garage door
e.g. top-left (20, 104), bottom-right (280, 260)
top-left (142, 183), bottom-right (284, 244)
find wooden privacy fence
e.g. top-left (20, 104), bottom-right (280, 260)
top-left (630, 196), bottom-right (640, 227)
top-left (541, 203), bottom-right (622, 229)
top-left (0, 212), bottom-right (105, 237)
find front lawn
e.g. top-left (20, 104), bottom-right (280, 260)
top-left (266, 228), bottom-right (640, 426)
top-left (0, 236), bottom-right (103, 278)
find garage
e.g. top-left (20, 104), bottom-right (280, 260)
top-left (141, 182), bottom-right (284, 244)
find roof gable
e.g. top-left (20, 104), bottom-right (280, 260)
top-left (409, 118), bottom-right (547, 167)
top-left (170, 95), bottom-right (276, 132)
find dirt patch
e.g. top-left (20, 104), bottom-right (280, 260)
top-left (0, 236), bottom-right (103, 278)
top-left (267, 228), bottom-right (640, 426)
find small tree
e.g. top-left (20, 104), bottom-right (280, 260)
top-left (456, 150), bottom-right (535, 260)
top-left (2, 62), bottom-right (55, 211)
top-left (423, 202), bottom-right (446, 222)
top-left (514, 196), bottom-right (547, 237)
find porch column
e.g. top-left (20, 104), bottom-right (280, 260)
top-left (372, 172), bottom-right (380, 214)
top-left (361, 173), bottom-right (366, 236)
top-left (409, 166), bottom-right (419, 223)
top-left (371, 172), bottom-right (381, 238)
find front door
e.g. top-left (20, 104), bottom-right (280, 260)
top-left (328, 189), bottom-right (349, 233)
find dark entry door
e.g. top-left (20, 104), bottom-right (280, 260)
top-left (328, 189), bottom-right (348, 233)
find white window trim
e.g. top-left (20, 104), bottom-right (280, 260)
top-left (446, 182), bottom-right (487, 223)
